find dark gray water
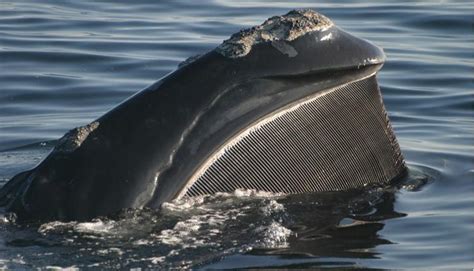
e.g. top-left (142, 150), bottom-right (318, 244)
top-left (0, 0), bottom-right (473, 269)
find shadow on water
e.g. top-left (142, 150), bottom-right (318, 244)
top-left (201, 164), bottom-right (438, 270)
top-left (202, 185), bottom-right (412, 270)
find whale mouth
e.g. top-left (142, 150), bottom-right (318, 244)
top-left (176, 73), bottom-right (405, 199)
top-left (0, 9), bottom-right (406, 222)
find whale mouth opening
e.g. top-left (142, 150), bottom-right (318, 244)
top-left (177, 74), bottom-right (405, 199)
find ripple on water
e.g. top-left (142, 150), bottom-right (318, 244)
top-left (0, 0), bottom-right (473, 269)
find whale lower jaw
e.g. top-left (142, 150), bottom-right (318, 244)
top-left (177, 75), bottom-right (406, 199)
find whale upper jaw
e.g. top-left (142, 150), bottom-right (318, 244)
top-left (211, 9), bottom-right (385, 77)
top-left (182, 9), bottom-right (385, 79)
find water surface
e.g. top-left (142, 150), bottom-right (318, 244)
top-left (0, 0), bottom-right (473, 269)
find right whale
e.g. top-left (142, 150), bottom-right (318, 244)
top-left (0, 9), bottom-right (406, 222)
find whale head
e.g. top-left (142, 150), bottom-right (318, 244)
top-left (0, 9), bottom-right (405, 222)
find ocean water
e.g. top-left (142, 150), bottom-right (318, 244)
top-left (0, 0), bottom-right (473, 269)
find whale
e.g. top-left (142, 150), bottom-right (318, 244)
top-left (0, 9), bottom-right (406, 222)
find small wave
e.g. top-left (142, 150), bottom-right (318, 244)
top-left (399, 164), bottom-right (439, 192)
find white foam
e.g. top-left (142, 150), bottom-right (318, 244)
top-left (73, 219), bottom-right (115, 234)
top-left (96, 247), bottom-right (123, 256)
top-left (260, 199), bottom-right (285, 216)
top-left (230, 189), bottom-right (285, 198)
top-left (43, 266), bottom-right (79, 270)
top-left (148, 256), bottom-right (165, 264)
top-left (38, 219), bottom-right (116, 236)
top-left (255, 221), bottom-right (292, 248)
top-left (161, 196), bottom-right (206, 212)
top-left (30, 188), bottom-right (290, 269)
top-left (38, 221), bottom-right (76, 234)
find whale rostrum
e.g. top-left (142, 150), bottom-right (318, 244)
top-left (0, 9), bottom-right (406, 222)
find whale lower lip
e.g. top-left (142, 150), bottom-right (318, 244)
top-left (0, 9), bottom-right (405, 222)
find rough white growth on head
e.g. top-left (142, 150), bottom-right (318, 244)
top-left (217, 9), bottom-right (333, 58)
top-left (55, 121), bottom-right (99, 153)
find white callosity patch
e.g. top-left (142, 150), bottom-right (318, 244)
top-left (216, 9), bottom-right (333, 58)
top-left (54, 121), bottom-right (99, 153)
